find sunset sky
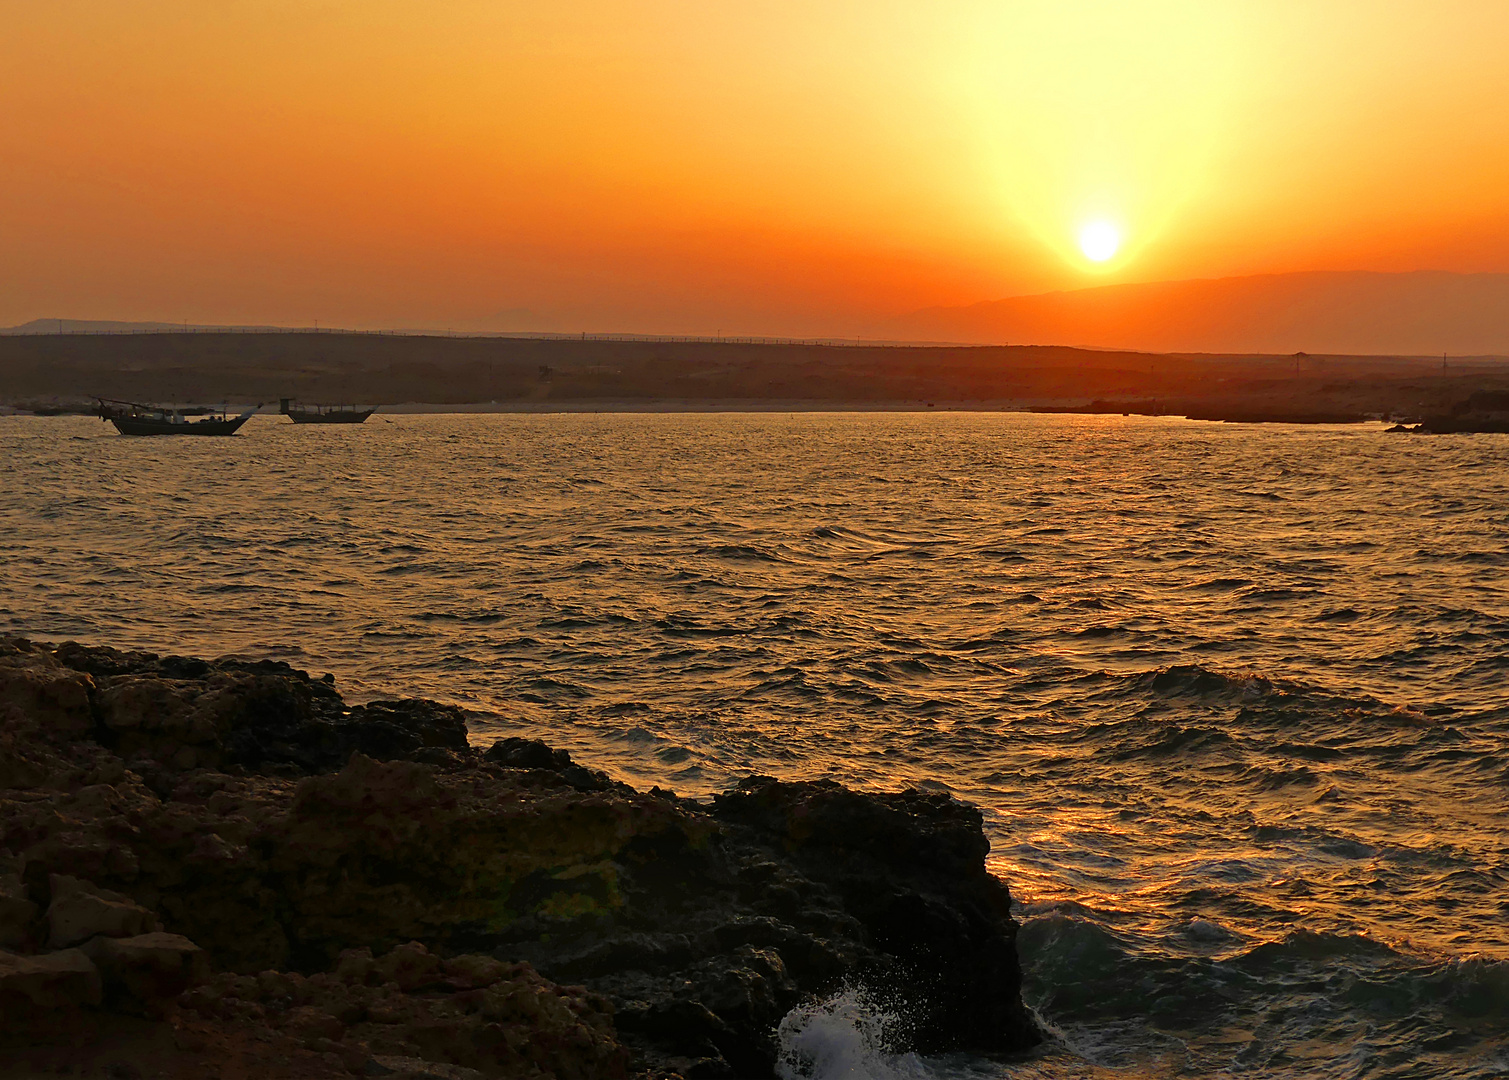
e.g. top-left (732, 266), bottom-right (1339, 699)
top-left (4, 1), bottom-right (1508, 336)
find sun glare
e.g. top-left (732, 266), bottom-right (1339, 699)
top-left (1079, 220), bottom-right (1121, 263)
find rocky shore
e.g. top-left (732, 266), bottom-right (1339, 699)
top-left (0, 637), bottom-right (1040, 1079)
top-left (1385, 389), bottom-right (1509, 433)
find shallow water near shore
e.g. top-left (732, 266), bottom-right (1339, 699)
top-left (3, 411), bottom-right (1507, 1077)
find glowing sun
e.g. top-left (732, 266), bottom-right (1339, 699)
top-left (1078, 220), bottom-right (1121, 262)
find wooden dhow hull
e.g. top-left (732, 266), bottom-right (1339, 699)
top-left (286, 408), bottom-right (375, 424)
top-left (108, 414), bottom-right (254, 436)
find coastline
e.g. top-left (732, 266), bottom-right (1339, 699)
top-left (0, 637), bottom-right (1039, 1079)
top-left (4, 330), bottom-right (1506, 425)
top-left (4, 399), bottom-right (1398, 424)
top-left (380, 398), bottom-right (1071, 414)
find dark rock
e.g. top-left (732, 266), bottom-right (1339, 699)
top-left (0, 868), bottom-right (38, 949)
top-left (26, 641), bottom-right (474, 777)
top-left (1407, 392), bottom-right (1509, 433)
top-left (46, 873), bottom-right (158, 948)
top-left (711, 776), bottom-right (1039, 1054)
top-left (1410, 412), bottom-right (1509, 434)
top-left (179, 941), bottom-right (628, 1079)
top-left (1458, 390), bottom-right (1509, 412)
top-left (484, 736), bottom-right (571, 770)
top-left (1183, 408), bottom-right (1366, 424)
top-left (483, 738), bottom-right (614, 792)
top-left (83, 931), bottom-right (209, 1014)
top-left (344, 700), bottom-right (470, 761)
top-left (493, 776), bottom-right (1040, 1074)
top-left (1, 637), bottom-right (1041, 1077)
top-left (0, 947), bottom-right (102, 1010)
top-left (0, 947), bottom-right (103, 1040)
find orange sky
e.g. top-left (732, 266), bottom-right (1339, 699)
top-left (3, 1), bottom-right (1508, 336)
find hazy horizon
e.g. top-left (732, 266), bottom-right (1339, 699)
top-left (10, 268), bottom-right (1509, 357)
top-left (5, 3), bottom-right (1507, 342)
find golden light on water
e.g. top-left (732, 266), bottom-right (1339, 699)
top-left (1079, 220), bottom-right (1122, 263)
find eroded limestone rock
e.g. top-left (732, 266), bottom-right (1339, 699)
top-left (47, 873), bottom-right (159, 948)
top-left (0, 870), bottom-right (38, 948)
top-left (0, 946), bottom-right (101, 1009)
top-left (83, 931), bottom-right (209, 1014)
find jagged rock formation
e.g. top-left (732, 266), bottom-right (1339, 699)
top-left (0, 636), bottom-right (1039, 1078)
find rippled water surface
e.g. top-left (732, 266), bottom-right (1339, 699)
top-left (3, 412), bottom-right (1507, 1077)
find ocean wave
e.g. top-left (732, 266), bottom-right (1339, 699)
top-left (538, 612), bottom-right (638, 628)
top-left (521, 675), bottom-right (594, 698)
top-left (976, 548), bottom-right (1030, 562)
top-left (1098, 721), bottom-right (1236, 759)
top-left (697, 543), bottom-right (787, 562)
top-left (1016, 907), bottom-right (1504, 1069)
top-left (1238, 763), bottom-right (1323, 789)
top-left (1114, 665), bottom-right (1412, 731)
top-left (1189, 576), bottom-right (1255, 592)
top-left (810, 525), bottom-right (885, 544)
top-left (1016, 912), bottom-right (1238, 1023)
top-left (1131, 663), bottom-right (1279, 698)
top-left (1232, 928), bottom-right (1404, 969)
top-left (1248, 823), bottom-right (1379, 860)
top-left (1316, 607), bottom-right (1363, 622)
top-left (1420, 955), bottom-right (1509, 1019)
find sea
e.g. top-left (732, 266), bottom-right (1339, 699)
top-left (2, 411), bottom-right (1506, 1078)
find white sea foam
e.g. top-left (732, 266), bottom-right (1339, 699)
top-left (775, 988), bottom-right (936, 1080)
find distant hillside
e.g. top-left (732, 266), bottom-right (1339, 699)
top-left (0, 332), bottom-right (1189, 405)
top-left (0, 318), bottom-right (300, 335)
top-left (887, 271), bottom-right (1509, 355)
top-left (1, 319), bottom-right (195, 335)
top-left (2, 330), bottom-right (1504, 422)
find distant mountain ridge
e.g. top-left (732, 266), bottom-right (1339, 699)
top-left (11, 270), bottom-right (1509, 354)
top-left (0, 319), bottom-right (291, 335)
top-left (886, 271), bottom-right (1509, 356)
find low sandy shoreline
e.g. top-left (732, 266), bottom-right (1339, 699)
top-left (4, 399), bottom-right (1394, 421)
top-left (380, 397), bottom-right (1061, 413)
top-left (3, 398), bottom-right (1086, 415)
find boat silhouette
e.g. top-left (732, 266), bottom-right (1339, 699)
top-left (97, 399), bottom-right (259, 436)
top-left (279, 398), bottom-right (376, 424)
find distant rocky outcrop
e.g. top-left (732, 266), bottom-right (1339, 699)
top-left (0, 637), bottom-right (1039, 1078)
top-left (1388, 390), bottom-right (1509, 433)
top-left (1029, 400), bottom-right (1368, 424)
